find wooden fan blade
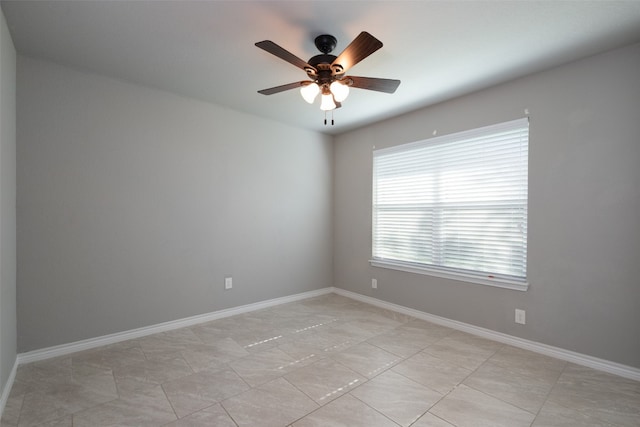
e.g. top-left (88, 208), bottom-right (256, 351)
top-left (255, 40), bottom-right (316, 74)
top-left (258, 81), bottom-right (306, 95)
top-left (347, 76), bottom-right (401, 93)
top-left (331, 32), bottom-right (383, 74)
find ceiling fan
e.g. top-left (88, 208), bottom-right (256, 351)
top-left (255, 31), bottom-right (400, 123)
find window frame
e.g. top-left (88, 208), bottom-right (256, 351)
top-left (370, 118), bottom-right (529, 291)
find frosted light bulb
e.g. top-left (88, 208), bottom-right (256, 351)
top-left (330, 81), bottom-right (349, 102)
top-left (300, 83), bottom-right (319, 103)
top-left (320, 93), bottom-right (336, 111)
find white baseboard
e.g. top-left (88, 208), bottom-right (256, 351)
top-left (333, 288), bottom-right (640, 382)
top-left (18, 287), bottom-right (333, 365)
top-left (13, 286), bottom-right (640, 383)
top-left (0, 358), bottom-right (18, 421)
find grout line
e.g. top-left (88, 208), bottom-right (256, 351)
top-left (219, 401), bottom-right (240, 427)
top-left (159, 382), bottom-right (180, 423)
top-left (531, 361), bottom-right (569, 423)
top-left (348, 391), bottom-right (404, 426)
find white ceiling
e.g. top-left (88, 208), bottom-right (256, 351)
top-left (3, 1), bottom-right (640, 135)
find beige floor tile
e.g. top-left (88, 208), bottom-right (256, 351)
top-left (276, 336), bottom-right (331, 366)
top-left (204, 314), bottom-right (256, 330)
top-left (373, 319), bottom-right (454, 356)
top-left (348, 308), bottom-right (410, 326)
top-left (24, 415), bottom-right (72, 427)
top-left (330, 342), bottom-right (402, 378)
top-left (163, 403), bottom-right (236, 426)
top-left (366, 328), bottom-right (434, 358)
top-left (342, 317), bottom-right (402, 337)
top-left (350, 370), bottom-right (442, 426)
top-left (248, 322), bottom-right (310, 342)
top-left (0, 393), bottom-right (23, 425)
top-left (422, 331), bottom-right (503, 370)
top-left (463, 360), bottom-right (556, 413)
top-left (161, 328), bottom-right (206, 346)
top-left (430, 384), bottom-right (535, 427)
top-left (161, 368), bottom-right (250, 417)
top-left (14, 358), bottom-right (72, 388)
top-left (71, 367), bottom-right (118, 396)
top-left (229, 328), bottom-right (294, 353)
top-left (72, 345), bottom-right (147, 371)
top-left (16, 391), bottom-right (71, 427)
top-left (322, 320), bottom-right (380, 344)
top-left (402, 319), bottom-right (455, 335)
top-left (411, 413), bottom-right (455, 427)
top-left (72, 384), bottom-right (177, 427)
top-left (180, 339), bottom-right (249, 372)
top-left (16, 369), bottom-right (118, 427)
top-left (189, 322), bottom-right (234, 343)
top-left (286, 314), bottom-right (340, 334)
top-left (291, 394), bottom-right (399, 427)
top-left (7, 379), bottom-right (31, 399)
top-left (546, 363), bottom-right (640, 426)
top-left (533, 400), bottom-right (616, 426)
top-left (221, 377), bottom-right (318, 427)
top-left (391, 351), bottom-right (473, 394)
top-left (488, 345), bottom-right (566, 382)
top-left (284, 358), bottom-right (366, 405)
top-left (137, 328), bottom-right (204, 361)
top-left (228, 347), bottom-right (298, 386)
top-left (301, 324), bottom-right (366, 353)
top-left (112, 356), bottom-right (193, 393)
top-left (136, 339), bottom-right (189, 362)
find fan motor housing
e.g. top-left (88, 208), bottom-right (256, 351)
top-left (308, 54), bottom-right (337, 68)
top-left (308, 54), bottom-right (338, 83)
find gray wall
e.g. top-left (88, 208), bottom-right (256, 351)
top-left (17, 57), bottom-right (333, 352)
top-left (334, 43), bottom-right (640, 368)
top-left (0, 9), bottom-right (17, 395)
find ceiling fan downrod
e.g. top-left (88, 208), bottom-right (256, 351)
top-left (314, 34), bottom-right (337, 54)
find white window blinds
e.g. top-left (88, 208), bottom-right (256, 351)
top-left (372, 118), bottom-right (529, 285)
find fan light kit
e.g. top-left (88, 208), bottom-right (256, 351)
top-left (256, 32), bottom-right (400, 125)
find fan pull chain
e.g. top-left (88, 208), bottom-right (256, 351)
top-left (323, 111), bottom-right (336, 126)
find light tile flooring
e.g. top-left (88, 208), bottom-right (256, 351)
top-left (2, 294), bottom-right (640, 426)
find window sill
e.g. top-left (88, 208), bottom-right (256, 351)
top-left (369, 259), bottom-right (529, 292)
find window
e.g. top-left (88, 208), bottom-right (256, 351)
top-left (371, 118), bottom-right (529, 290)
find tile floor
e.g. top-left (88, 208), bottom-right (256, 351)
top-left (2, 294), bottom-right (639, 426)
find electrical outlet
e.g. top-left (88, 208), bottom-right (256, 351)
top-left (515, 309), bottom-right (526, 325)
top-left (371, 278), bottom-right (378, 289)
top-left (225, 277), bottom-right (233, 290)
